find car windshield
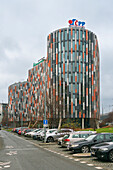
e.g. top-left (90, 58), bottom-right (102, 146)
top-left (85, 134), bottom-right (97, 140)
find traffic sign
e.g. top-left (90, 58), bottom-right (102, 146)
top-left (43, 120), bottom-right (48, 125)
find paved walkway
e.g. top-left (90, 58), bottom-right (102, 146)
top-left (0, 131), bottom-right (4, 149)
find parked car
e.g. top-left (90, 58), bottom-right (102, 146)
top-left (58, 135), bottom-right (70, 145)
top-left (18, 127), bottom-right (28, 135)
top-left (61, 131), bottom-right (96, 148)
top-left (30, 129), bottom-right (42, 138)
top-left (33, 129), bottom-right (44, 140)
top-left (91, 142), bottom-right (113, 161)
top-left (69, 133), bottom-right (113, 153)
top-left (25, 129), bottom-right (40, 137)
top-left (24, 129), bottom-right (35, 137)
top-left (41, 129), bottom-right (57, 141)
top-left (45, 129), bottom-right (74, 143)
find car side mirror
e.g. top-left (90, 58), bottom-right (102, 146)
top-left (55, 132), bottom-right (57, 134)
top-left (94, 139), bottom-right (97, 142)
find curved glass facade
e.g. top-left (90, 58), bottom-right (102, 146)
top-left (47, 27), bottom-right (100, 120)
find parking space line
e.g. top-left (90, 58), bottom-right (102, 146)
top-left (87, 164), bottom-right (94, 166)
top-left (80, 161), bottom-right (86, 163)
top-left (74, 159), bottom-right (80, 161)
top-left (95, 167), bottom-right (103, 169)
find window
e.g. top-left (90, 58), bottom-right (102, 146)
top-left (73, 30), bottom-right (75, 40)
top-left (65, 30), bottom-right (67, 40)
top-left (73, 41), bottom-right (75, 50)
top-left (80, 30), bottom-right (82, 40)
top-left (72, 134), bottom-right (79, 138)
top-left (69, 30), bottom-right (71, 40)
top-left (61, 42), bottom-right (63, 52)
top-left (95, 134), bottom-right (104, 141)
top-left (77, 41), bottom-right (79, 51)
top-left (77, 30), bottom-right (79, 40)
top-left (69, 41), bottom-right (71, 51)
top-left (61, 31), bottom-right (63, 41)
top-left (80, 134), bottom-right (89, 138)
top-left (65, 41), bottom-right (67, 51)
top-left (73, 52), bottom-right (75, 61)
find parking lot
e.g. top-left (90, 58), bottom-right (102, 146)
top-left (13, 132), bottom-right (113, 170)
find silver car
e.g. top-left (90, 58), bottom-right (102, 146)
top-left (61, 131), bottom-right (96, 148)
top-left (45, 129), bottom-right (74, 143)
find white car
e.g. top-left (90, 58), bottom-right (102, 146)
top-left (25, 129), bottom-right (39, 137)
top-left (45, 129), bottom-right (74, 143)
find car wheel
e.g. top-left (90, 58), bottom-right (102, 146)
top-left (109, 150), bottom-right (113, 162)
top-left (81, 146), bottom-right (89, 153)
top-left (47, 137), bottom-right (54, 143)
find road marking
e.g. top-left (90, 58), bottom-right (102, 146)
top-left (95, 167), bottom-right (103, 169)
top-left (69, 157), bottom-right (73, 159)
top-left (0, 166), bottom-right (2, 169)
top-left (80, 161), bottom-right (86, 163)
top-left (5, 146), bottom-right (14, 149)
top-left (0, 162), bottom-right (11, 166)
top-left (6, 151), bottom-right (17, 156)
top-left (87, 164), bottom-right (94, 166)
top-left (74, 159), bottom-right (80, 161)
top-left (4, 165), bottom-right (10, 168)
top-left (64, 156), bottom-right (69, 158)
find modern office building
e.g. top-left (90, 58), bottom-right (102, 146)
top-left (46, 25), bottom-right (100, 127)
top-left (0, 103), bottom-right (8, 126)
top-left (8, 81), bottom-right (29, 126)
top-left (8, 21), bottom-right (100, 128)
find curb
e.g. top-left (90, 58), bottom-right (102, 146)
top-left (73, 153), bottom-right (91, 158)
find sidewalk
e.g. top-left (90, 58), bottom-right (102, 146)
top-left (0, 132), bottom-right (4, 149)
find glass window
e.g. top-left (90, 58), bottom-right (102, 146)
top-left (61, 31), bottom-right (63, 41)
top-left (61, 42), bottom-right (63, 52)
top-left (69, 30), bottom-right (71, 40)
top-left (65, 63), bottom-right (67, 72)
top-left (95, 134), bottom-right (104, 141)
top-left (69, 63), bottom-right (71, 72)
top-left (65, 41), bottom-right (67, 51)
top-left (72, 134), bottom-right (79, 138)
top-left (65, 30), bottom-right (67, 40)
top-left (61, 53), bottom-right (63, 62)
top-left (61, 63), bottom-right (63, 73)
top-left (105, 134), bottom-right (111, 140)
top-left (73, 52), bottom-right (75, 61)
top-left (73, 73), bottom-right (75, 82)
top-left (73, 30), bottom-right (75, 40)
top-left (80, 30), bottom-right (82, 40)
top-left (80, 41), bottom-right (82, 51)
top-left (58, 31), bottom-right (60, 42)
top-left (77, 63), bottom-right (79, 72)
top-left (77, 30), bottom-right (79, 40)
top-left (77, 41), bottom-right (79, 51)
top-left (65, 52), bottom-right (67, 61)
top-left (73, 62), bottom-right (75, 72)
top-left (73, 41), bottom-right (75, 51)
top-left (73, 84), bottom-right (75, 93)
top-left (69, 41), bottom-right (71, 50)
top-left (69, 74), bottom-right (71, 82)
top-left (69, 52), bottom-right (71, 61)
top-left (84, 42), bottom-right (86, 52)
top-left (81, 52), bottom-right (82, 62)
top-left (69, 84), bottom-right (71, 92)
top-left (80, 134), bottom-right (89, 138)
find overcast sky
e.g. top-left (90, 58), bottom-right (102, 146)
top-left (0, 0), bottom-right (113, 114)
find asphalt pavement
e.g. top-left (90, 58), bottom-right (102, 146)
top-left (0, 130), bottom-right (98, 170)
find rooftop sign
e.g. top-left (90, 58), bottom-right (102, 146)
top-left (68, 19), bottom-right (85, 27)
